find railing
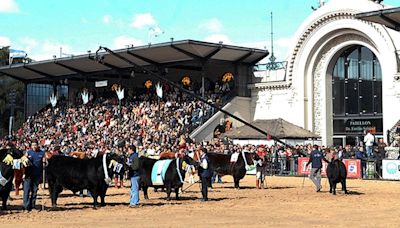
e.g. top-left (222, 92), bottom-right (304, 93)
top-left (187, 90), bottom-right (237, 134)
top-left (260, 157), bottom-right (386, 180)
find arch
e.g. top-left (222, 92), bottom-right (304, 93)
top-left (290, 13), bottom-right (398, 145)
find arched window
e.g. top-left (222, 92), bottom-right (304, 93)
top-left (332, 45), bottom-right (383, 137)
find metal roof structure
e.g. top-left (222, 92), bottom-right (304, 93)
top-left (224, 118), bottom-right (320, 139)
top-left (0, 39), bottom-right (268, 83)
top-left (355, 7), bottom-right (400, 31)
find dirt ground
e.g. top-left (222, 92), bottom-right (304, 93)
top-left (1, 175), bottom-right (400, 228)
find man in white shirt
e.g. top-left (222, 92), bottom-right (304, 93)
top-left (364, 130), bottom-right (375, 158)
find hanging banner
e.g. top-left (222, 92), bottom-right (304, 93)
top-left (95, 80), bottom-right (108, 87)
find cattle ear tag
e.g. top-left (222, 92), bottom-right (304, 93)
top-left (182, 161), bottom-right (187, 170)
top-left (2, 154), bottom-right (14, 165)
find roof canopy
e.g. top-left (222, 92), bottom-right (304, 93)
top-left (0, 40), bottom-right (268, 83)
top-left (224, 118), bottom-right (320, 139)
top-left (355, 7), bottom-right (400, 31)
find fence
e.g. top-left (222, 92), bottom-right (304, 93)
top-left (259, 157), bottom-right (385, 180)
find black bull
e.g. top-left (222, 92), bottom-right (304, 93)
top-left (207, 152), bottom-right (260, 189)
top-left (326, 159), bottom-right (348, 195)
top-left (0, 148), bottom-right (24, 210)
top-left (47, 153), bottom-right (121, 208)
top-left (139, 155), bottom-right (197, 201)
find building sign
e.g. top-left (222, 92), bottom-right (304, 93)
top-left (333, 118), bottom-right (383, 135)
top-left (95, 80), bottom-right (108, 87)
top-left (382, 160), bottom-right (400, 180)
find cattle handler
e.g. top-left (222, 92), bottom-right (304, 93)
top-left (306, 145), bottom-right (325, 192)
top-left (128, 145), bottom-right (140, 208)
top-left (198, 147), bottom-right (211, 202)
top-left (23, 141), bottom-right (45, 211)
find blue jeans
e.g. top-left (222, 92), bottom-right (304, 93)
top-left (211, 174), bottom-right (222, 183)
top-left (366, 146), bottom-right (373, 157)
top-left (130, 176), bottom-right (140, 206)
top-left (23, 177), bottom-right (40, 210)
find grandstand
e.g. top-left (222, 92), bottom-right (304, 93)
top-left (0, 39), bottom-right (269, 147)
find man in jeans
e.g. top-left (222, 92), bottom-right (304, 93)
top-left (364, 130), bottom-right (375, 158)
top-left (128, 145), bottom-right (140, 208)
top-left (23, 141), bottom-right (45, 211)
top-left (306, 145), bottom-right (325, 192)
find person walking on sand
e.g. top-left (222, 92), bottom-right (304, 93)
top-left (306, 145), bottom-right (325, 192)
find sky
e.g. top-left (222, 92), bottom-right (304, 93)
top-left (0, 0), bottom-right (399, 62)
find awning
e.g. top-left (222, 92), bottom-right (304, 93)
top-left (224, 118), bottom-right (320, 139)
top-left (355, 7), bottom-right (400, 31)
top-left (0, 39), bottom-right (268, 83)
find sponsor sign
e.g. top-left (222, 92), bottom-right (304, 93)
top-left (298, 158), bottom-right (361, 178)
top-left (382, 160), bottom-right (400, 180)
top-left (95, 80), bottom-right (108, 87)
top-left (343, 159), bottom-right (361, 178)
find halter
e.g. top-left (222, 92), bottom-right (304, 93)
top-left (102, 154), bottom-right (111, 184)
top-left (176, 158), bottom-right (184, 183)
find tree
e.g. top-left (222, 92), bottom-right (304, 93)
top-left (0, 47), bottom-right (25, 137)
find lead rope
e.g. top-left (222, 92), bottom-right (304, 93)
top-left (103, 154), bottom-right (111, 184)
top-left (176, 158), bottom-right (184, 183)
top-left (241, 151), bottom-right (250, 171)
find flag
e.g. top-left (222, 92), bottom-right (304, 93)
top-left (81, 90), bottom-right (89, 105)
top-left (156, 82), bottom-right (163, 98)
top-left (49, 94), bottom-right (57, 107)
top-left (116, 86), bottom-right (124, 100)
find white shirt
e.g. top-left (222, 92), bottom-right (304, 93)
top-left (364, 133), bottom-right (375, 147)
top-left (201, 154), bottom-right (208, 169)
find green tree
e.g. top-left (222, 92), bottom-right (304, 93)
top-left (0, 47), bottom-right (25, 137)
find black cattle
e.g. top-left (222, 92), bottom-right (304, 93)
top-left (46, 153), bottom-right (121, 208)
top-left (326, 159), bottom-right (348, 195)
top-left (0, 147), bottom-right (24, 210)
top-left (139, 155), bottom-right (197, 201)
top-left (207, 152), bottom-right (259, 189)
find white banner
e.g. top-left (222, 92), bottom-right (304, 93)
top-left (382, 160), bottom-right (400, 180)
top-left (95, 80), bottom-right (108, 87)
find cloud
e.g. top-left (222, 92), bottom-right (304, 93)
top-left (204, 34), bottom-right (232, 45)
top-left (0, 0), bottom-right (19, 13)
top-left (0, 36), bottom-right (12, 46)
top-left (113, 36), bottom-right (143, 49)
top-left (131, 13), bottom-right (156, 29)
top-left (199, 18), bottom-right (222, 33)
top-left (103, 15), bottom-right (112, 24)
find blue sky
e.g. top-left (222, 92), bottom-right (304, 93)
top-left (0, 0), bottom-right (399, 62)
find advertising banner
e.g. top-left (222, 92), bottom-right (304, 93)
top-left (382, 160), bottom-right (400, 180)
top-left (298, 158), bottom-right (361, 178)
top-left (343, 159), bottom-right (361, 178)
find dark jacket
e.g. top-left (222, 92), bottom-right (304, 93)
top-left (198, 154), bottom-right (211, 178)
top-left (128, 152), bottom-right (140, 177)
top-left (25, 149), bottom-right (45, 179)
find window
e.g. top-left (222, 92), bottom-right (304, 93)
top-left (332, 45), bottom-right (383, 135)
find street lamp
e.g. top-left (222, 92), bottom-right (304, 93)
top-left (7, 89), bottom-right (16, 137)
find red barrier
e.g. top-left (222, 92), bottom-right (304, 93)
top-left (343, 159), bottom-right (361, 178)
top-left (297, 158), bottom-right (361, 179)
